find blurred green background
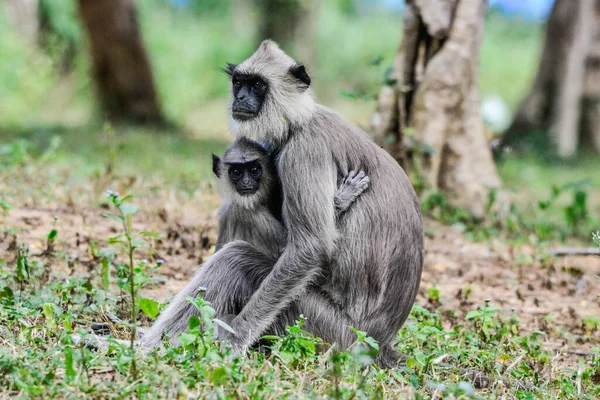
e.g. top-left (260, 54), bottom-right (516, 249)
top-left (0, 0), bottom-right (597, 198)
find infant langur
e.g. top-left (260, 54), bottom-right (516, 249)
top-left (139, 138), bottom-right (370, 347)
top-left (88, 138), bottom-right (368, 348)
top-left (213, 137), bottom-right (370, 257)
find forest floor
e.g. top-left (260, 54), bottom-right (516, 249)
top-left (3, 194), bottom-right (599, 352)
top-left (1, 109), bottom-right (599, 397)
top-left (1, 163), bottom-right (599, 399)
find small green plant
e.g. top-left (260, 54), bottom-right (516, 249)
top-left (181, 293), bottom-right (218, 351)
top-left (465, 300), bottom-right (502, 344)
top-left (0, 198), bottom-right (10, 216)
top-left (536, 182), bottom-right (593, 237)
top-left (15, 245), bottom-right (31, 295)
top-left (103, 190), bottom-right (161, 379)
top-left (421, 192), bottom-right (478, 228)
top-left (564, 189), bottom-right (588, 233)
top-left (263, 315), bottom-right (321, 366)
top-left (427, 286), bottom-right (441, 305)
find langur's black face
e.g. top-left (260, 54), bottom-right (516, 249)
top-left (231, 74), bottom-right (268, 121)
top-left (227, 161), bottom-right (263, 196)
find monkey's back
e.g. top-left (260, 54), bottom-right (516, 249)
top-left (303, 105), bottom-right (424, 348)
top-left (216, 202), bottom-right (286, 261)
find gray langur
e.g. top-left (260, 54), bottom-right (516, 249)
top-left (142, 40), bottom-right (423, 367)
top-left (140, 137), bottom-right (370, 348)
top-left (212, 137), bottom-right (370, 259)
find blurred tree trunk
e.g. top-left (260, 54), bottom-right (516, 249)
top-left (255, 0), bottom-right (316, 65)
top-left (3, 0), bottom-right (39, 41)
top-left (501, 0), bottom-right (600, 158)
top-left (372, 0), bottom-right (501, 217)
top-left (78, 0), bottom-right (164, 125)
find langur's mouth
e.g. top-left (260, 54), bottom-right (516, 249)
top-left (237, 189), bottom-right (257, 196)
top-left (232, 110), bottom-right (258, 121)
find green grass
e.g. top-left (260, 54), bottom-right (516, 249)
top-left (0, 124), bottom-right (229, 184)
top-left (0, 123), bottom-right (598, 399)
top-left (499, 155), bottom-right (600, 194)
top-left (1, 3), bottom-right (599, 399)
top-left (480, 12), bottom-right (544, 110)
top-left (1, 238), bottom-right (598, 398)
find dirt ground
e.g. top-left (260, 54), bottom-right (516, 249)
top-left (1, 193), bottom-right (599, 363)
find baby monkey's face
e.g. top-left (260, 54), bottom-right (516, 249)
top-left (227, 161), bottom-right (263, 196)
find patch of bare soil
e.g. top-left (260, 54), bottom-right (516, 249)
top-left (418, 220), bottom-right (600, 356)
top-left (0, 192), bottom-right (222, 301)
top-left (1, 199), bottom-right (598, 366)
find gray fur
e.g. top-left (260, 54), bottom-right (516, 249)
top-left (141, 138), bottom-right (370, 350)
top-left (223, 41), bottom-right (424, 367)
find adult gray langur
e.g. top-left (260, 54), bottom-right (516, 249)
top-left (222, 40), bottom-right (424, 367)
top-left (139, 137), bottom-right (370, 349)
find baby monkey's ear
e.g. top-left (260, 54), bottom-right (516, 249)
top-left (212, 154), bottom-right (221, 178)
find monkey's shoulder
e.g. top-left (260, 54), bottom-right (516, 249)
top-left (279, 106), bottom-right (378, 169)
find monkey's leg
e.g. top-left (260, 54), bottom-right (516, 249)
top-left (141, 240), bottom-right (275, 349)
top-left (266, 290), bottom-right (357, 349)
top-left (269, 292), bottom-right (399, 366)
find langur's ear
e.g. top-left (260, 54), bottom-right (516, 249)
top-left (212, 155), bottom-right (221, 178)
top-left (289, 64), bottom-right (311, 90)
top-left (221, 63), bottom-right (237, 77)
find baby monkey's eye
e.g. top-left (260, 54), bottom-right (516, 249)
top-left (233, 80), bottom-right (242, 88)
top-left (253, 81), bottom-right (264, 91)
top-left (229, 168), bottom-right (242, 178)
top-left (249, 166), bottom-right (260, 175)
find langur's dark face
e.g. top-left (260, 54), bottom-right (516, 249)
top-left (231, 74), bottom-right (268, 121)
top-left (227, 162), bottom-right (263, 195)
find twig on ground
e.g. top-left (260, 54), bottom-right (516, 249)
top-left (547, 247), bottom-right (600, 256)
top-left (398, 354), bottom-right (534, 390)
top-left (552, 348), bottom-right (591, 357)
top-left (433, 362), bottom-right (534, 390)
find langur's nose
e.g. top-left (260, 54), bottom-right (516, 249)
top-left (237, 87), bottom-right (248, 101)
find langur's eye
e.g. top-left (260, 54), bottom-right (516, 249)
top-left (253, 81), bottom-right (264, 91)
top-left (249, 166), bottom-right (260, 175)
top-left (229, 168), bottom-right (242, 179)
top-left (233, 80), bottom-right (241, 88)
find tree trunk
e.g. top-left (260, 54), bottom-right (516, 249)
top-left (501, 0), bottom-right (600, 157)
top-left (255, 0), bottom-right (316, 65)
top-left (372, 0), bottom-right (501, 217)
top-left (78, 0), bottom-right (164, 125)
top-left (3, 0), bottom-right (39, 41)
top-left (582, 2), bottom-right (600, 153)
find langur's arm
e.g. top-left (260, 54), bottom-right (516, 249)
top-left (227, 139), bottom-right (337, 351)
top-left (334, 170), bottom-right (370, 216)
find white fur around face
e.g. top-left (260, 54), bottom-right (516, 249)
top-left (228, 40), bottom-right (317, 147)
top-left (220, 182), bottom-right (268, 211)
